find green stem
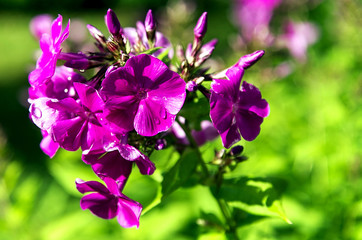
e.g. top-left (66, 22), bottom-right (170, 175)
top-left (217, 198), bottom-right (239, 240)
top-left (176, 118), bottom-right (209, 178)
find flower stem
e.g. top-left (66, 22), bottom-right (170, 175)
top-left (176, 118), bottom-right (210, 178)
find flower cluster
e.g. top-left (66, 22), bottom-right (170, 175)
top-left (28, 9), bottom-right (269, 228)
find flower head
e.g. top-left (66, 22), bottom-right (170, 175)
top-left (75, 177), bottom-right (142, 228)
top-left (101, 54), bottom-right (186, 136)
top-left (210, 67), bottom-right (269, 148)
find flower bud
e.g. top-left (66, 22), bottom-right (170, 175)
top-left (154, 139), bottom-right (167, 150)
top-left (145, 10), bottom-right (156, 43)
top-left (87, 24), bottom-right (107, 47)
top-left (186, 80), bottom-right (198, 92)
top-left (194, 12), bottom-right (208, 40)
top-left (105, 8), bottom-right (122, 37)
top-left (236, 50), bottom-right (265, 69)
top-left (59, 52), bottom-right (91, 70)
top-left (145, 9), bottom-right (156, 33)
top-left (229, 145), bottom-right (244, 156)
top-left (195, 39), bottom-right (217, 67)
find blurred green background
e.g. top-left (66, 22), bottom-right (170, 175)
top-left (0, 0), bottom-right (361, 239)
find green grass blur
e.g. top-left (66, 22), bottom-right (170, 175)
top-left (0, 0), bottom-right (361, 239)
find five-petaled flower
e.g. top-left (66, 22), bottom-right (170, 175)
top-left (76, 177), bottom-right (143, 228)
top-left (101, 54), bottom-right (186, 136)
top-left (210, 67), bottom-right (269, 148)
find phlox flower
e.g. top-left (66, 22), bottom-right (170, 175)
top-left (29, 15), bottom-right (70, 87)
top-left (76, 177), bottom-right (142, 228)
top-left (210, 67), bottom-right (269, 148)
top-left (101, 54), bottom-right (186, 137)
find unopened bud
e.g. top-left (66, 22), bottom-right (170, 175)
top-left (194, 12), bottom-right (208, 40)
top-left (195, 39), bottom-right (217, 67)
top-left (87, 24), bottom-right (107, 47)
top-left (145, 9), bottom-right (156, 33)
top-left (186, 80), bottom-right (198, 92)
top-left (230, 145), bottom-right (244, 156)
top-left (106, 40), bottom-right (120, 55)
top-left (236, 50), bottom-right (265, 69)
top-left (105, 8), bottom-right (122, 37)
top-left (154, 139), bottom-right (167, 150)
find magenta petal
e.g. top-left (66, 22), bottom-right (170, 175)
top-left (103, 107), bottom-right (136, 134)
top-left (117, 197), bottom-right (142, 228)
top-left (30, 98), bottom-right (61, 130)
top-left (101, 66), bottom-right (137, 98)
top-left (211, 67), bottom-right (244, 101)
top-left (75, 179), bottom-right (110, 194)
top-left (148, 71), bottom-right (186, 115)
top-left (117, 144), bottom-right (142, 161)
top-left (135, 155), bottom-right (155, 175)
top-left (125, 54), bottom-right (168, 89)
top-left (134, 100), bottom-right (175, 136)
top-left (80, 193), bottom-right (118, 219)
top-left (40, 130), bottom-right (59, 158)
top-left (74, 83), bottom-right (104, 113)
top-left (84, 150), bottom-right (132, 184)
top-left (52, 116), bottom-right (86, 151)
top-left (219, 122), bottom-right (241, 149)
top-left (235, 111), bottom-right (264, 141)
top-left (240, 81), bottom-right (270, 118)
top-left (209, 94), bottom-right (234, 133)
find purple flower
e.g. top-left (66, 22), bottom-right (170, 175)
top-left (29, 14), bottom-right (53, 39)
top-left (234, 0), bottom-right (281, 43)
top-left (279, 21), bottom-right (318, 62)
top-left (75, 177), bottom-right (142, 228)
top-left (101, 54), bottom-right (186, 136)
top-left (29, 15), bottom-right (70, 87)
top-left (210, 67), bottom-right (269, 148)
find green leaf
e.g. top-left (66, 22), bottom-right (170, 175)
top-left (156, 48), bottom-right (170, 63)
top-left (211, 177), bottom-right (291, 224)
top-left (139, 47), bottom-right (163, 55)
top-left (161, 148), bottom-right (199, 199)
